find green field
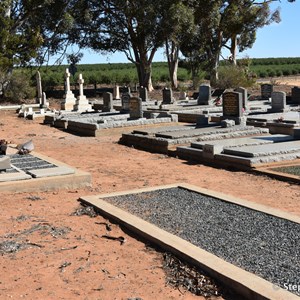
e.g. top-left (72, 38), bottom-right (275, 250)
top-left (19, 57), bottom-right (300, 91)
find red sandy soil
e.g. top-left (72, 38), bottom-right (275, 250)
top-left (0, 94), bottom-right (299, 300)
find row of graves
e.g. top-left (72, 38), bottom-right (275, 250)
top-left (14, 68), bottom-right (300, 171)
top-left (120, 84), bottom-right (300, 170)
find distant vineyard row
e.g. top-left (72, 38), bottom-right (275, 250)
top-left (22, 57), bottom-right (300, 89)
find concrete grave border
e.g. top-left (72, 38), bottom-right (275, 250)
top-left (80, 183), bottom-right (299, 300)
top-left (0, 151), bottom-right (91, 192)
top-left (254, 160), bottom-right (300, 184)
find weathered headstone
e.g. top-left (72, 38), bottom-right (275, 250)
top-left (73, 74), bottom-right (92, 111)
top-left (162, 88), bottom-right (173, 104)
top-left (41, 92), bottom-right (49, 109)
top-left (234, 87), bottom-right (248, 110)
top-left (197, 84), bottom-right (211, 105)
top-left (291, 86), bottom-right (300, 104)
top-left (261, 84), bottom-right (273, 100)
top-left (36, 71), bottom-right (42, 105)
top-left (103, 92), bottom-right (114, 112)
top-left (121, 92), bottom-right (132, 113)
top-left (222, 91), bottom-right (243, 124)
top-left (61, 68), bottom-right (77, 111)
top-left (113, 85), bottom-right (120, 100)
top-left (129, 97), bottom-right (143, 119)
top-left (139, 87), bottom-right (148, 102)
top-left (179, 91), bottom-right (187, 100)
top-left (271, 91), bottom-right (286, 112)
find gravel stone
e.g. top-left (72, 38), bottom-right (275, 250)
top-left (105, 187), bottom-right (300, 296)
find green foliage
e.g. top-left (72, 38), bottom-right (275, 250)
top-left (2, 71), bottom-right (35, 102)
top-left (247, 57), bottom-right (300, 77)
top-left (215, 65), bottom-right (256, 89)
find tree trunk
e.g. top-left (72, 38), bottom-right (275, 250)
top-left (230, 35), bottom-right (237, 65)
top-left (134, 51), bottom-right (154, 92)
top-left (166, 39), bottom-right (179, 89)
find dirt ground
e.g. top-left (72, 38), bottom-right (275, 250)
top-left (0, 84), bottom-right (299, 300)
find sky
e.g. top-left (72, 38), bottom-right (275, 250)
top-left (60, 1), bottom-right (300, 65)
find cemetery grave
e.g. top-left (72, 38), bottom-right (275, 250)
top-left (80, 183), bottom-right (300, 300)
top-left (0, 147), bottom-right (91, 192)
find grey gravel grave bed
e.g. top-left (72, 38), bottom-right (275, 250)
top-left (9, 154), bottom-right (56, 171)
top-left (271, 165), bottom-right (300, 177)
top-left (104, 187), bottom-right (300, 296)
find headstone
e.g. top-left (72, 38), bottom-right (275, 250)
top-left (291, 86), bottom-right (300, 104)
top-left (271, 91), bottom-right (286, 112)
top-left (113, 85), bottom-right (120, 100)
top-left (61, 68), bottom-right (77, 111)
top-left (222, 91), bottom-right (243, 124)
top-left (41, 92), bottom-right (49, 109)
top-left (139, 87), bottom-right (148, 102)
top-left (162, 88), bottom-right (173, 104)
top-left (73, 74), bottom-right (92, 111)
top-left (36, 71), bottom-right (42, 105)
top-left (121, 92), bottom-right (132, 113)
top-left (234, 87), bottom-right (248, 110)
top-left (129, 97), bottom-right (143, 119)
top-left (261, 84), bottom-right (273, 100)
top-left (197, 84), bottom-right (211, 105)
top-left (103, 92), bottom-right (114, 112)
top-left (121, 86), bottom-right (131, 94)
top-left (179, 91), bottom-right (187, 100)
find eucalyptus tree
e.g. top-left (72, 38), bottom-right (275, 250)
top-left (74, 0), bottom-right (178, 91)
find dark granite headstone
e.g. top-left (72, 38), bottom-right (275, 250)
top-left (162, 88), bottom-right (173, 104)
top-left (261, 84), bottom-right (273, 100)
top-left (291, 86), bottom-right (300, 104)
top-left (222, 91), bottom-right (243, 123)
top-left (197, 84), bottom-right (211, 105)
top-left (271, 91), bottom-right (286, 112)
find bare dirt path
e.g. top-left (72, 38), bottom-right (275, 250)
top-left (0, 109), bottom-right (299, 300)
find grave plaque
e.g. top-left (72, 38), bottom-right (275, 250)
top-left (291, 86), bottom-right (300, 104)
top-left (234, 87), bottom-right (248, 110)
top-left (139, 87), bottom-right (148, 102)
top-left (121, 92), bottom-right (131, 112)
top-left (222, 91), bottom-right (243, 119)
top-left (162, 88), bottom-right (173, 104)
top-left (271, 91), bottom-right (286, 112)
top-left (129, 97), bottom-right (143, 119)
top-left (261, 84), bottom-right (273, 100)
top-left (197, 84), bottom-right (211, 105)
top-left (103, 92), bottom-right (113, 112)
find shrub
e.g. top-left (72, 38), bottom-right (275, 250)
top-left (3, 71), bottom-right (35, 102)
top-left (215, 65), bottom-right (256, 89)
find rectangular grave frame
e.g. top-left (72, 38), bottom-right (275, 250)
top-left (80, 183), bottom-right (299, 300)
top-left (0, 150), bottom-right (91, 192)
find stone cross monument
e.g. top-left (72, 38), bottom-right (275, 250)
top-left (61, 68), bottom-right (77, 111)
top-left (73, 73), bottom-right (92, 111)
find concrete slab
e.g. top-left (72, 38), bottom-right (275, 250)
top-left (27, 166), bottom-right (75, 178)
top-left (80, 183), bottom-right (300, 300)
top-left (191, 134), bottom-right (293, 149)
top-left (133, 125), bottom-right (193, 135)
top-left (224, 140), bottom-right (300, 157)
top-left (0, 151), bottom-right (91, 192)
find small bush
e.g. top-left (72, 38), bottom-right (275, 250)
top-left (215, 65), bottom-right (256, 89)
top-left (3, 72), bottom-right (35, 102)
